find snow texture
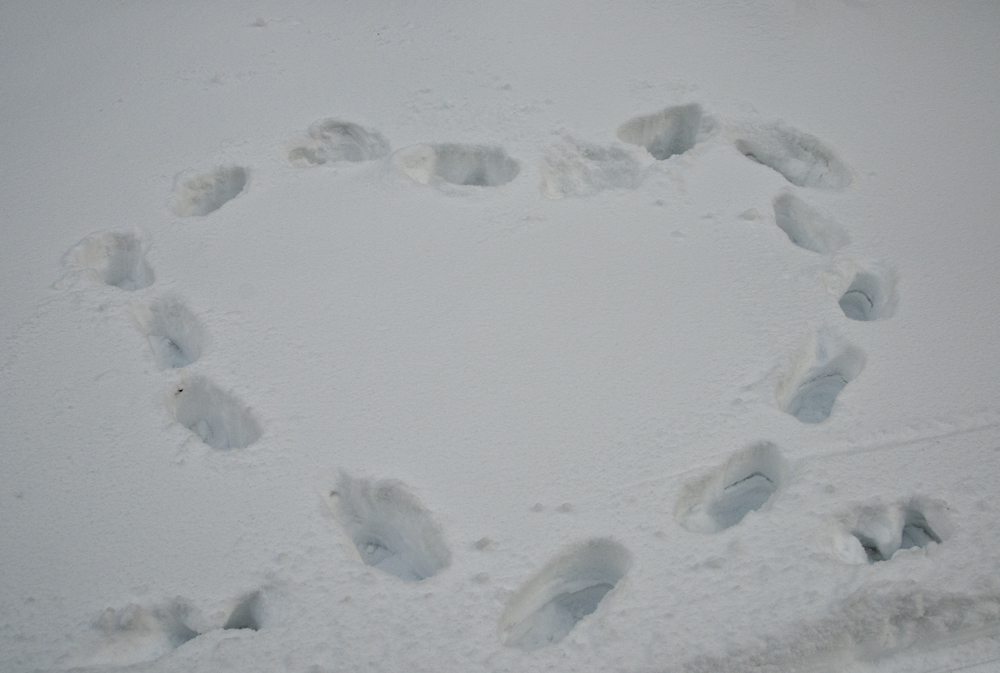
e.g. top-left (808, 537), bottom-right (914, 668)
top-left (393, 143), bottom-right (520, 187)
top-left (64, 230), bottom-right (154, 291)
top-left (170, 166), bottom-right (248, 217)
top-left (538, 137), bottom-right (646, 198)
top-left (322, 474), bottom-right (451, 581)
top-left (498, 538), bottom-right (631, 650)
top-left (166, 377), bottom-right (261, 450)
top-left (287, 119), bottom-right (391, 166)
top-left (617, 103), bottom-right (704, 160)
top-left (130, 296), bottom-right (206, 368)
top-left (833, 499), bottom-right (953, 565)
top-left (736, 122), bottom-right (852, 189)
top-left (675, 442), bottom-right (787, 534)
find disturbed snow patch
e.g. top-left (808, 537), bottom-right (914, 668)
top-left (832, 499), bottom-right (952, 564)
top-left (736, 123), bottom-right (851, 189)
top-left (777, 331), bottom-right (865, 424)
top-left (320, 474), bottom-right (451, 581)
top-left (539, 137), bottom-right (645, 199)
top-left (170, 166), bottom-right (248, 217)
top-left (772, 191), bottom-right (849, 253)
top-left (393, 143), bottom-right (520, 187)
top-left (167, 377), bottom-right (261, 450)
top-left (499, 538), bottom-right (631, 650)
top-left (287, 119), bottom-right (390, 166)
top-left (64, 230), bottom-right (154, 291)
top-left (83, 601), bottom-right (198, 668)
top-left (130, 296), bottom-right (206, 368)
top-left (675, 442), bottom-right (787, 534)
top-left (617, 103), bottom-right (705, 160)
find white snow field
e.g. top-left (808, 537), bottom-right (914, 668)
top-left (2, 2), bottom-right (1000, 672)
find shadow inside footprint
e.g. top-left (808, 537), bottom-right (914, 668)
top-left (772, 192), bottom-right (848, 253)
top-left (328, 474), bottom-right (451, 581)
top-left (66, 230), bottom-right (154, 291)
top-left (736, 123), bottom-right (851, 189)
top-left (130, 296), bottom-right (206, 368)
top-left (617, 103), bottom-right (703, 160)
top-left (223, 592), bottom-right (262, 631)
top-left (499, 538), bottom-right (631, 650)
top-left (393, 143), bottom-right (520, 187)
top-left (675, 442), bottom-right (786, 533)
top-left (171, 166), bottom-right (248, 217)
top-left (167, 377), bottom-right (261, 450)
top-left (288, 119), bottom-right (391, 166)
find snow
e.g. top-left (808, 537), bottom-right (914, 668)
top-left (2, 2), bottom-right (1000, 672)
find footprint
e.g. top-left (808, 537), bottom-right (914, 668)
top-left (287, 119), bottom-right (391, 166)
top-left (777, 331), bottom-right (865, 424)
top-left (616, 103), bottom-right (704, 160)
top-left (834, 499), bottom-right (952, 564)
top-left (498, 538), bottom-right (631, 650)
top-left (836, 266), bottom-right (897, 321)
top-left (736, 123), bottom-right (852, 190)
top-left (223, 592), bottom-right (262, 631)
top-left (170, 166), bottom-right (248, 217)
top-left (324, 474), bottom-right (451, 581)
top-left (772, 192), bottom-right (848, 253)
top-left (86, 601), bottom-right (198, 667)
top-left (64, 230), bottom-right (154, 291)
top-left (675, 442), bottom-right (787, 534)
top-left (538, 137), bottom-right (644, 199)
top-left (393, 143), bottom-right (520, 187)
top-left (129, 296), bottom-right (206, 368)
top-left (166, 377), bottom-right (261, 450)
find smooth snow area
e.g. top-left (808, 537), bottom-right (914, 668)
top-left (2, 2), bottom-right (1000, 672)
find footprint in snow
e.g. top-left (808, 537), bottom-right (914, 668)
top-left (837, 265), bottom-right (898, 322)
top-left (170, 166), bottom-right (248, 217)
top-left (287, 119), bottom-right (391, 166)
top-left (129, 296), bottom-right (206, 369)
top-left (167, 377), bottom-right (261, 450)
top-left (222, 592), bottom-right (263, 631)
top-left (393, 143), bottom-right (520, 187)
top-left (777, 331), bottom-right (865, 424)
top-left (772, 191), bottom-right (849, 254)
top-left (675, 442), bottom-right (786, 534)
top-left (538, 137), bottom-right (645, 199)
top-left (499, 538), bottom-right (631, 650)
top-left (736, 122), bottom-right (852, 190)
top-left (63, 230), bottom-right (154, 291)
top-left (321, 473), bottom-right (451, 582)
top-left (834, 499), bottom-right (952, 564)
top-left (616, 102), bottom-right (709, 160)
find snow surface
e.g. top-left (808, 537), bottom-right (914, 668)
top-left (2, 2), bottom-right (1000, 672)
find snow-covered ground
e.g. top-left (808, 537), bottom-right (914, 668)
top-left (2, 2), bottom-right (1000, 671)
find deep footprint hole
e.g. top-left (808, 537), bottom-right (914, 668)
top-left (617, 103), bottom-right (703, 160)
top-left (852, 507), bottom-right (945, 563)
top-left (499, 539), bottom-right (632, 650)
top-left (223, 593), bottom-right (262, 631)
top-left (676, 442), bottom-right (786, 533)
top-left (772, 192), bottom-right (848, 254)
top-left (782, 340), bottom-right (865, 424)
top-left (839, 271), bottom-right (889, 321)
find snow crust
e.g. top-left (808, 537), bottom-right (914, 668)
top-left (3, 2), bottom-right (1000, 672)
